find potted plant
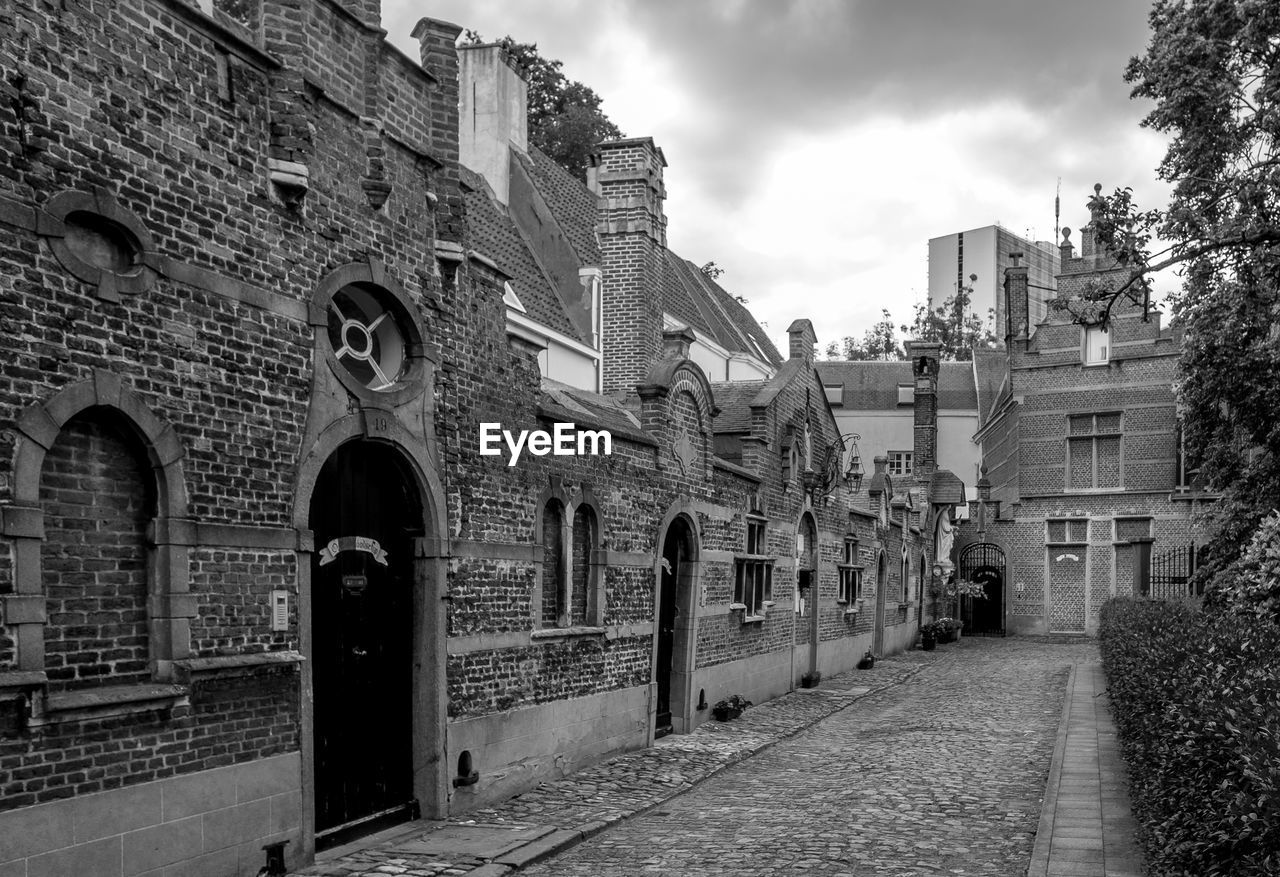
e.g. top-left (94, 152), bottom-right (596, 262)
top-left (920, 624), bottom-right (937, 651)
top-left (712, 694), bottom-right (752, 721)
top-left (935, 617), bottom-right (957, 643)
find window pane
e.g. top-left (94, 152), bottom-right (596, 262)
top-left (1096, 413), bottom-right (1122, 433)
top-left (1097, 436), bottom-right (1121, 488)
top-left (1068, 438), bottom-right (1094, 489)
top-left (1048, 520), bottom-right (1066, 542)
top-left (1068, 414), bottom-right (1093, 436)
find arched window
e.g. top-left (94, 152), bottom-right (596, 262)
top-left (900, 542), bottom-right (911, 604)
top-left (41, 409), bottom-right (156, 691)
top-left (571, 504), bottom-right (599, 626)
top-left (541, 499), bottom-right (565, 628)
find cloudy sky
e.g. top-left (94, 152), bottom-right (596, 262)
top-left (383, 0), bottom-right (1175, 355)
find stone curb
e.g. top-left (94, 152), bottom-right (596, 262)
top-left (1026, 661), bottom-right (1078, 877)
top-left (483, 663), bottom-right (929, 873)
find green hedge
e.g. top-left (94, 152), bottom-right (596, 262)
top-left (1099, 599), bottom-right (1280, 876)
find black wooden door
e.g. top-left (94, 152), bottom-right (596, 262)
top-left (311, 441), bottom-right (417, 842)
top-left (655, 530), bottom-right (681, 737)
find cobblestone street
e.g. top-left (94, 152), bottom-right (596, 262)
top-left (521, 637), bottom-right (1095, 877)
top-left (299, 637), bottom-right (1101, 877)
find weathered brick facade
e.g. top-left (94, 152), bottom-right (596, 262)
top-left (970, 190), bottom-right (1211, 635)
top-left (0, 3), bottom-right (943, 873)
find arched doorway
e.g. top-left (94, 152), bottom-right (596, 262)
top-left (309, 440), bottom-right (423, 847)
top-left (655, 516), bottom-right (696, 737)
top-left (873, 550), bottom-right (888, 655)
top-left (959, 542), bottom-right (1006, 636)
top-left (797, 514), bottom-right (819, 680)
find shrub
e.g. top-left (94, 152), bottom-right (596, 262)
top-left (1205, 509), bottom-right (1280, 622)
top-left (1100, 599), bottom-right (1280, 876)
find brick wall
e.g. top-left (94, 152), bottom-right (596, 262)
top-left (0, 0), bottom-right (451, 865)
top-left (40, 411), bottom-right (155, 692)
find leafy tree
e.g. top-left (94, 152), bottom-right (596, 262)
top-left (823, 309), bottom-right (904, 361)
top-left (463, 32), bottom-right (624, 180)
top-left (902, 282), bottom-right (999, 362)
top-left (1074, 0), bottom-right (1280, 597)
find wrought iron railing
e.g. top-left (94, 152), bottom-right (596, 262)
top-left (1146, 542), bottom-right (1203, 600)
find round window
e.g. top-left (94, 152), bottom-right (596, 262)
top-left (326, 283), bottom-right (412, 393)
top-left (64, 210), bottom-right (143, 275)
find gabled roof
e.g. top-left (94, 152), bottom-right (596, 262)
top-left (814, 360), bottom-right (978, 411)
top-left (523, 147), bottom-right (601, 266)
top-left (971, 349), bottom-right (1008, 429)
top-left (667, 257), bottom-right (783, 367)
top-left (464, 144), bottom-right (780, 371)
top-left (709, 380), bottom-right (768, 433)
top-left (460, 166), bottom-right (584, 343)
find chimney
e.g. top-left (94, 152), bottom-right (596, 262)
top-left (787, 319), bottom-right (817, 364)
top-left (456, 42), bottom-right (529, 205)
top-left (905, 339), bottom-right (940, 480)
top-left (596, 138), bottom-right (668, 396)
top-left (411, 17), bottom-right (464, 242)
top-left (1003, 253), bottom-right (1029, 353)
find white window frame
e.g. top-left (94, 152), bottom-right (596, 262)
top-left (888, 450), bottom-right (913, 477)
top-left (1083, 323), bottom-right (1109, 366)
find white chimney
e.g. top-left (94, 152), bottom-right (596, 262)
top-left (458, 43), bottom-right (528, 205)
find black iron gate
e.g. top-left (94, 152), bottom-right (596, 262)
top-left (1147, 542), bottom-right (1203, 600)
top-left (958, 542), bottom-right (1006, 637)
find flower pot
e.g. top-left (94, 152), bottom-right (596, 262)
top-left (921, 635), bottom-right (936, 652)
top-left (712, 707), bottom-right (742, 721)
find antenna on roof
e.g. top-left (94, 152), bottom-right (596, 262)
top-left (1054, 177), bottom-right (1061, 243)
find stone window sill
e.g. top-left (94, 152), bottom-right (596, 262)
top-left (0, 670), bottom-right (47, 700)
top-left (173, 650), bottom-right (305, 683)
top-left (729, 603), bottom-right (768, 624)
top-left (31, 682), bottom-right (190, 728)
top-left (531, 626), bottom-right (606, 642)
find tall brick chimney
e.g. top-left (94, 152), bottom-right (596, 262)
top-left (1003, 253), bottom-right (1029, 354)
top-left (787, 319), bottom-right (817, 364)
top-left (905, 340), bottom-right (940, 480)
top-left (411, 17), bottom-right (464, 243)
top-left (593, 138), bottom-right (668, 396)
top-left (456, 42), bottom-right (528, 205)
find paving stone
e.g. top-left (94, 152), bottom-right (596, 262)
top-left (292, 638), bottom-right (1131, 877)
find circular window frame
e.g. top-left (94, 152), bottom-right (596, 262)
top-left (311, 261), bottom-right (431, 406)
top-left (41, 189), bottom-right (159, 301)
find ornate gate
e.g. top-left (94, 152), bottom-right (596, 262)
top-left (958, 542), bottom-right (1006, 637)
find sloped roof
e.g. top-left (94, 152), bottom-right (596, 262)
top-left (971, 349), bottom-right (1008, 429)
top-left (522, 149), bottom-right (780, 368)
top-left (814, 360), bottom-right (978, 411)
top-left (467, 145), bottom-right (780, 370)
top-left (539, 377), bottom-right (649, 441)
top-left (523, 146), bottom-right (601, 265)
top-left (709, 380), bottom-right (768, 433)
top-left (460, 166), bottom-right (583, 342)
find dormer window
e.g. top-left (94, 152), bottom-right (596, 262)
top-left (1083, 323), bottom-right (1109, 365)
top-left (824, 384), bottom-right (843, 406)
top-left (897, 384), bottom-right (914, 405)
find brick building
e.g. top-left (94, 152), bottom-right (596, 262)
top-left (968, 188), bottom-right (1211, 636)
top-left (0, 3), bottom-right (950, 875)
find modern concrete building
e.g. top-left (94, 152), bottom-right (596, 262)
top-left (928, 225), bottom-right (1059, 338)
